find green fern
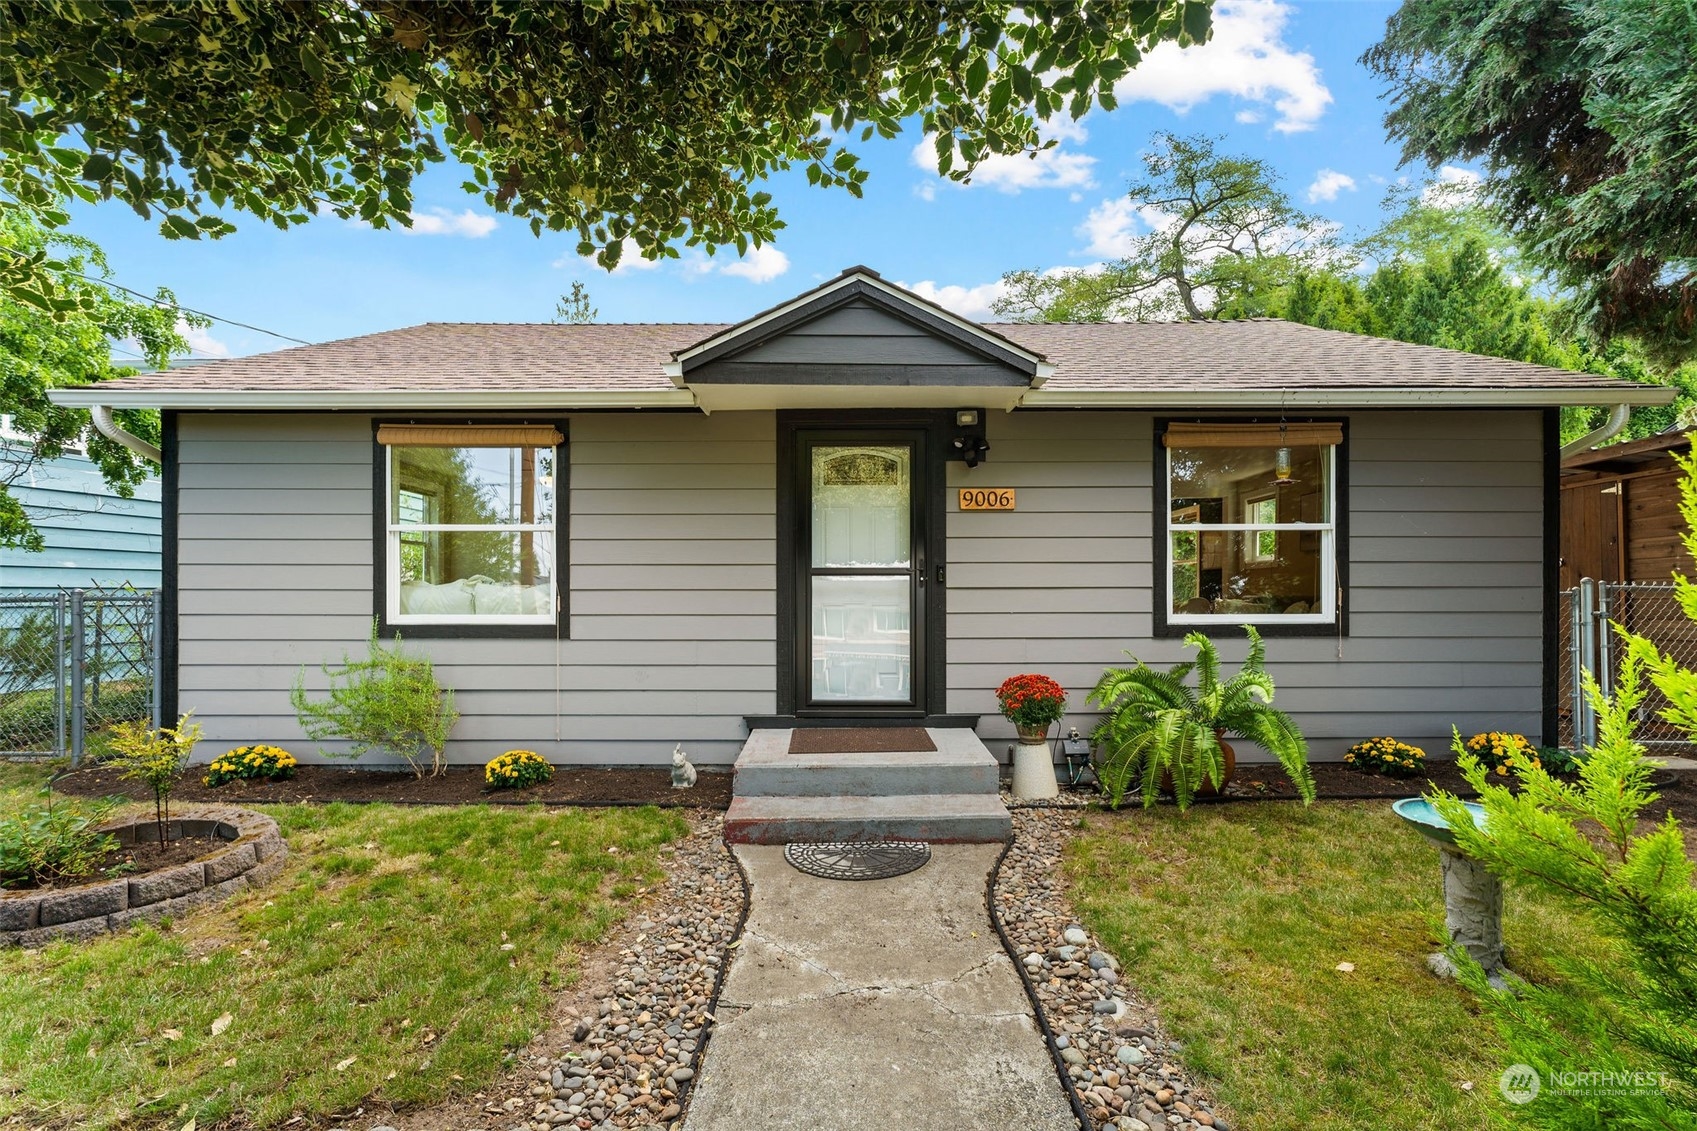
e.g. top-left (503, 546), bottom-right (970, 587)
top-left (1088, 625), bottom-right (1315, 811)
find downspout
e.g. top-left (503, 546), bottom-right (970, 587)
top-left (1559, 403), bottom-right (1631, 461)
top-left (89, 405), bottom-right (162, 464)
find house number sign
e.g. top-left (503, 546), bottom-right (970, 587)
top-left (958, 488), bottom-right (1016, 510)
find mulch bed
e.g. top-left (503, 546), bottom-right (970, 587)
top-left (50, 764), bottom-right (734, 810)
top-left (11, 834), bottom-right (228, 893)
top-left (1211, 761), bottom-right (1697, 828)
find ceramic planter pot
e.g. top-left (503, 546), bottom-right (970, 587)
top-left (1011, 723), bottom-right (1058, 800)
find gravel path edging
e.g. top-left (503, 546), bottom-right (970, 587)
top-left (991, 808), bottom-right (1231, 1131)
top-left (668, 842), bottom-right (751, 1122)
top-left (987, 836), bottom-right (1094, 1131)
top-left (473, 813), bottom-right (750, 1131)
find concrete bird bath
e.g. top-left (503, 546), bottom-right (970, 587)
top-left (1393, 797), bottom-right (1518, 990)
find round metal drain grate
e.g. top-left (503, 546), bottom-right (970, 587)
top-left (784, 840), bottom-right (931, 881)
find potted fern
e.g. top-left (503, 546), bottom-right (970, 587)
top-left (1088, 626), bottom-right (1315, 811)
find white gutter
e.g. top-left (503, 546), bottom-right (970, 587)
top-left (89, 404), bottom-right (162, 464)
top-left (49, 388), bottom-right (700, 411)
top-left (1559, 402), bottom-right (1632, 460)
top-left (1013, 386), bottom-right (1676, 410)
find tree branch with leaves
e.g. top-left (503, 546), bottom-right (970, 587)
top-left (0, 0), bottom-right (1213, 306)
top-left (995, 132), bottom-right (1337, 322)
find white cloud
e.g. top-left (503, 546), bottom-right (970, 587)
top-left (1235, 110), bottom-right (1264, 124)
top-left (900, 279), bottom-right (1013, 322)
top-left (911, 120), bottom-right (1098, 194)
top-left (1113, 0), bottom-right (1332, 133)
top-left (719, 244), bottom-right (790, 284)
top-left (406, 207), bottom-right (498, 238)
top-left (178, 319), bottom-right (231, 358)
top-left (1077, 198), bottom-right (1175, 258)
top-left (1422, 164), bottom-right (1483, 208)
top-left (1306, 168), bottom-right (1356, 203)
top-left (555, 238), bottom-right (665, 275)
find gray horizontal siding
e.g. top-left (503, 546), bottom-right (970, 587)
top-left (944, 410), bottom-right (1545, 760)
top-left (176, 412), bottom-right (777, 767)
top-left (177, 405), bottom-right (1547, 771)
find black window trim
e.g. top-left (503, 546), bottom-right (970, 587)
top-left (1152, 415), bottom-right (1350, 639)
top-left (371, 416), bottom-right (570, 640)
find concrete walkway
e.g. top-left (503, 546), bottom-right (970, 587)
top-left (683, 844), bottom-right (1076, 1131)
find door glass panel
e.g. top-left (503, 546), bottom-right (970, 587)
top-left (810, 576), bottom-right (911, 701)
top-left (811, 446), bottom-right (910, 567)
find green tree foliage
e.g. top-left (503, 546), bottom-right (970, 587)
top-left (995, 133), bottom-right (1336, 322)
top-left (0, 210), bottom-right (196, 549)
top-left (0, 0), bottom-right (1212, 303)
top-left (1364, 0), bottom-right (1697, 365)
top-left (1428, 456), bottom-right (1697, 1128)
top-left (553, 281), bottom-right (597, 326)
top-left (106, 712), bottom-right (203, 850)
top-left (291, 627), bottom-right (458, 779)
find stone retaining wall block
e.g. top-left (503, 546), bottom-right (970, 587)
top-left (108, 902), bottom-right (174, 932)
top-left (38, 881), bottom-right (126, 926)
top-left (250, 829), bottom-right (285, 863)
top-left (0, 897), bottom-right (40, 932)
top-left (246, 854), bottom-right (287, 888)
top-left (203, 842), bottom-right (257, 886)
top-left (128, 863), bottom-right (205, 907)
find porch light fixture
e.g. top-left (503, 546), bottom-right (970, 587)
top-left (951, 407), bottom-right (990, 467)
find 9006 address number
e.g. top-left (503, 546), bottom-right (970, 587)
top-left (958, 488), bottom-right (1016, 511)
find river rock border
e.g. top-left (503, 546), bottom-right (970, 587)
top-left (992, 807), bottom-right (1230, 1131)
top-left (1, 806), bottom-right (288, 948)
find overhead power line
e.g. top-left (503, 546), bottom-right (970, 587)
top-left (78, 272), bottom-right (313, 345)
top-left (5, 245), bottom-right (316, 346)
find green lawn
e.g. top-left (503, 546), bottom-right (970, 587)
top-left (0, 760), bottom-right (687, 1129)
top-left (1069, 802), bottom-right (1619, 1131)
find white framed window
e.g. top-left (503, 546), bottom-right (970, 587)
top-left (1163, 422), bottom-right (1340, 625)
top-left (379, 424), bottom-right (561, 627)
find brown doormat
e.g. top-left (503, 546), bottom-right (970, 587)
top-left (787, 727), bottom-right (937, 754)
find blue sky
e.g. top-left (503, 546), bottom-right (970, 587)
top-left (72, 0), bottom-right (1449, 361)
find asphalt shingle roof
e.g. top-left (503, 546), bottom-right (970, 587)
top-left (83, 317), bottom-right (1641, 397)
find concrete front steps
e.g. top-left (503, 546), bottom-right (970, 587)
top-left (724, 728), bottom-right (1012, 844)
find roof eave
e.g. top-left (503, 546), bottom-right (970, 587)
top-left (1015, 386), bottom-right (1678, 409)
top-left (45, 388), bottom-right (701, 411)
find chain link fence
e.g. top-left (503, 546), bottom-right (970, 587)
top-left (1560, 579), bottom-right (1697, 754)
top-left (0, 588), bottom-right (160, 764)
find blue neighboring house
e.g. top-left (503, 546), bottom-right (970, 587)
top-left (0, 418), bottom-right (161, 595)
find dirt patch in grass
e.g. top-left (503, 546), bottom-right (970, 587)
top-left (50, 764), bottom-right (733, 810)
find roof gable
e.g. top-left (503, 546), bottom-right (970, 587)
top-left (669, 267), bottom-right (1050, 388)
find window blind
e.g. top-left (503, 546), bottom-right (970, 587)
top-left (376, 424), bottom-right (563, 448)
top-left (1162, 422), bottom-right (1342, 448)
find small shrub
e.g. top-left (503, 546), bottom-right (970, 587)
top-left (0, 797), bottom-right (118, 888)
top-left (1342, 736), bottom-right (1427, 777)
top-left (204, 744), bottom-right (298, 787)
top-left (106, 711), bottom-right (202, 850)
top-left (1462, 730), bottom-right (1539, 776)
top-left (290, 626), bottom-right (458, 779)
top-left (1534, 744), bottom-right (1585, 775)
top-left (485, 749), bottom-right (554, 790)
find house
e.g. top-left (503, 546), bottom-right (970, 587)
top-left (1560, 427), bottom-right (1694, 588)
top-left (0, 417), bottom-right (161, 595)
top-left (47, 267), bottom-right (1672, 789)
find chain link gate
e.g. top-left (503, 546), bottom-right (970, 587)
top-left (1561, 578), bottom-right (1697, 755)
top-left (0, 588), bottom-right (161, 765)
